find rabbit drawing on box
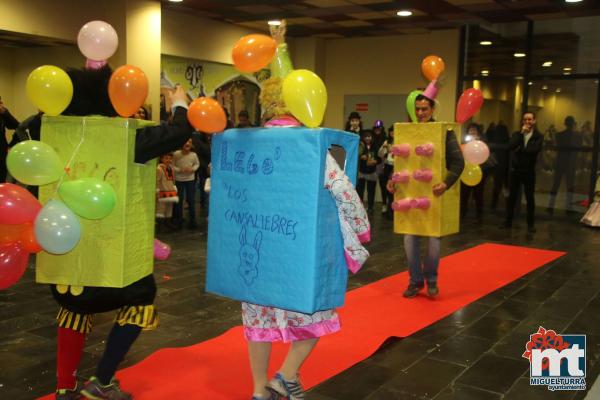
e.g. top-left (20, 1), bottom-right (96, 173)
top-left (238, 226), bottom-right (262, 285)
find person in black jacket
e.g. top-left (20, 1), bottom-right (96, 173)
top-left (51, 66), bottom-right (193, 400)
top-left (0, 98), bottom-right (20, 182)
top-left (502, 111), bottom-right (543, 233)
top-left (357, 129), bottom-right (379, 214)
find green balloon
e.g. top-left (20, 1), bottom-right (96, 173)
top-left (270, 43), bottom-right (293, 79)
top-left (406, 90), bottom-right (423, 123)
top-left (7, 140), bottom-right (63, 185)
top-left (58, 178), bottom-right (117, 220)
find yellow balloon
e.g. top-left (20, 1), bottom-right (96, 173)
top-left (282, 69), bottom-right (327, 128)
top-left (26, 65), bottom-right (73, 116)
top-left (460, 163), bottom-right (482, 186)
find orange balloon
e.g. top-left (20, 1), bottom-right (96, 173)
top-left (0, 223), bottom-right (26, 245)
top-left (187, 97), bottom-right (227, 134)
top-left (421, 55), bottom-right (445, 81)
top-left (20, 222), bottom-right (42, 254)
top-left (232, 34), bottom-right (277, 73)
top-left (108, 65), bottom-right (149, 118)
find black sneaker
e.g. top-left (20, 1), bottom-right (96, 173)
top-left (55, 382), bottom-right (83, 400)
top-left (403, 283), bottom-right (424, 298)
top-left (427, 282), bottom-right (439, 297)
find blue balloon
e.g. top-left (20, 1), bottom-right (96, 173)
top-left (34, 199), bottom-right (81, 254)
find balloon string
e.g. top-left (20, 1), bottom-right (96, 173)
top-left (54, 117), bottom-right (87, 197)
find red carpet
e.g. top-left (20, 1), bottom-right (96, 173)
top-left (39, 243), bottom-right (564, 399)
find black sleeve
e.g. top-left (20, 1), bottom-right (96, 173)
top-left (443, 130), bottom-right (465, 188)
top-left (2, 110), bottom-right (20, 130)
top-left (522, 134), bottom-right (543, 154)
top-left (134, 106), bottom-right (193, 164)
top-left (508, 132), bottom-right (523, 151)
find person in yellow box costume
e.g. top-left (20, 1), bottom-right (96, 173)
top-left (387, 94), bottom-right (464, 298)
top-left (51, 66), bottom-right (193, 400)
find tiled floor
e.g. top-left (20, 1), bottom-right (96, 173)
top-left (0, 204), bottom-right (598, 399)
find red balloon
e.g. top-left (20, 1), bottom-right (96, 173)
top-left (187, 97), bottom-right (227, 134)
top-left (20, 222), bottom-right (42, 254)
top-left (0, 183), bottom-right (42, 225)
top-left (456, 88), bottom-right (484, 123)
top-left (0, 242), bottom-right (29, 290)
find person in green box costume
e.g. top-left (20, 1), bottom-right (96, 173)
top-left (52, 66), bottom-right (193, 400)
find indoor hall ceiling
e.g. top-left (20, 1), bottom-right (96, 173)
top-left (162, 0), bottom-right (600, 38)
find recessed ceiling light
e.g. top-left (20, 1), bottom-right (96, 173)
top-left (528, 81), bottom-right (533, 86)
top-left (563, 72), bottom-right (571, 75)
top-left (397, 10), bottom-right (413, 17)
top-left (515, 76), bottom-right (523, 80)
top-left (168, 0), bottom-right (183, 2)
top-left (542, 85), bottom-right (548, 90)
top-left (565, 0), bottom-right (583, 3)
top-left (514, 52), bottom-right (526, 58)
top-left (479, 41), bottom-right (492, 46)
top-left (481, 70), bottom-right (489, 74)
top-left (556, 88), bottom-right (562, 93)
top-left (542, 61), bottom-right (552, 67)
top-left (563, 67), bottom-right (572, 71)
top-left (268, 20), bottom-right (281, 26)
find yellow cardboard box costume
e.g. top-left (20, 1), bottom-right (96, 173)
top-left (392, 122), bottom-right (460, 237)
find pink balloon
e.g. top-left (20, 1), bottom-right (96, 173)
top-left (77, 21), bottom-right (118, 61)
top-left (392, 170), bottom-right (410, 183)
top-left (85, 59), bottom-right (107, 70)
top-left (463, 140), bottom-right (490, 165)
top-left (391, 143), bottom-right (411, 158)
top-left (154, 239), bottom-right (171, 261)
top-left (0, 242), bottom-right (29, 290)
top-left (0, 184), bottom-right (42, 225)
top-left (456, 88), bottom-right (484, 123)
top-left (392, 199), bottom-right (412, 212)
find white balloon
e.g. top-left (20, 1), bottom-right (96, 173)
top-left (463, 140), bottom-right (490, 165)
top-left (77, 20), bottom-right (118, 61)
top-left (34, 200), bottom-right (81, 254)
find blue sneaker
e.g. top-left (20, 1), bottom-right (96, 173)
top-left (267, 372), bottom-right (305, 400)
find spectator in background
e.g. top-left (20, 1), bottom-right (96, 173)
top-left (378, 125), bottom-right (395, 218)
top-left (192, 131), bottom-right (212, 209)
top-left (345, 111), bottom-right (362, 135)
top-left (173, 139), bottom-right (200, 229)
top-left (357, 130), bottom-right (379, 214)
top-left (488, 120), bottom-right (510, 212)
top-left (0, 97), bottom-right (20, 182)
top-left (547, 116), bottom-right (582, 215)
top-left (461, 123), bottom-right (496, 222)
top-left (134, 106), bottom-right (149, 121)
top-left (502, 111), bottom-right (543, 233)
top-left (372, 120), bottom-right (388, 213)
top-left (236, 110), bottom-right (254, 128)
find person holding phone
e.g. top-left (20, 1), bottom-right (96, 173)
top-left (0, 97), bottom-right (21, 182)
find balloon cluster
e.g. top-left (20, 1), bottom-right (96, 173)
top-left (406, 55), bottom-right (445, 122)
top-left (231, 33), bottom-right (327, 128)
top-left (460, 140), bottom-right (490, 186)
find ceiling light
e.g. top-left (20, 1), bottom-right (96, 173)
top-left (563, 72), bottom-right (571, 75)
top-left (515, 76), bottom-right (523, 80)
top-left (528, 81), bottom-right (533, 86)
top-left (168, 0), bottom-right (183, 2)
top-left (542, 85), bottom-right (548, 90)
top-left (563, 67), bottom-right (572, 71)
top-left (268, 20), bottom-right (282, 26)
top-left (556, 88), bottom-right (562, 93)
top-left (514, 52), bottom-right (526, 58)
top-left (481, 70), bottom-right (489, 75)
top-left (542, 61), bottom-right (552, 67)
top-left (565, 0), bottom-right (583, 3)
top-left (397, 10), bottom-right (413, 17)
top-left (479, 41), bottom-right (492, 46)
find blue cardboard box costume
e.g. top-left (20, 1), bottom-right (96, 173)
top-left (206, 127), bottom-right (359, 314)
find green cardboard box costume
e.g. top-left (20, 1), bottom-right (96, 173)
top-left (37, 116), bottom-right (156, 289)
